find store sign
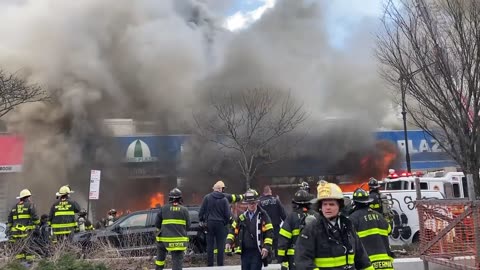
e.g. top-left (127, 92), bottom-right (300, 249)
top-left (0, 135), bottom-right (23, 173)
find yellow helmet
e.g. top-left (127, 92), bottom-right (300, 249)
top-left (16, 189), bottom-right (32, 199)
top-left (56, 185), bottom-right (74, 196)
top-left (213, 180), bottom-right (226, 189)
top-left (316, 180), bottom-right (343, 200)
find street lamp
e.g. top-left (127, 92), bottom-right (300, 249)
top-left (399, 77), bottom-right (412, 173)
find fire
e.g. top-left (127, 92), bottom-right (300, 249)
top-left (149, 192), bottom-right (165, 208)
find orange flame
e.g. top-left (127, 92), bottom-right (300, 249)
top-left (149, 192), bottom-right (165, 208)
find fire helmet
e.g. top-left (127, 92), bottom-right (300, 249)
top-left (169, 188), bottom-right (182, 201)
top-left (292, 190), bottom-right (311, 204)
top-left (79, 209), bottom-right (88, 217)
top-left (352, 188), bottom-right (373, 204)
top-left (368, 178), bottom-right (380, 189)
top-left (299, 181), bottom-right (310, 191)
top-left (16, 189), bottom-right (32, 200)
top-left (243, 189), bottom-right (259, 203)
top-left (213, 180), bottom-right (226, 189)
top-left (108, 209), bottom-right (117, 215)
top-left (316, 180), bottom-right (344, 200)
top-left (56, 185), bottom-right (74, 197)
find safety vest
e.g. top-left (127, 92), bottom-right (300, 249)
top-left (294, 214), bottom-right (374, 270)
top-left (226, 208), bottom-right (274, 255)
top-left (155, 203), bottom-right (190, 252)
top-left (8, 200), bottom-right (40, 240)
top-left (278, 207), bottom-right (319, 260)
top-left (349, 207), bottom-right (394, 270)
top-left (49, 198), bottom-right (81, 235)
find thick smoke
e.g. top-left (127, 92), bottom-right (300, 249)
top-left (0, 0), bottom-right (396, 214)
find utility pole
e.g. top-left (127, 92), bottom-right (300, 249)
top-left (400, 77), bottom-right (412, 173)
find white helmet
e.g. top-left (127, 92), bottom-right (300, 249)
top-left (16, 189), bottom-right (32, 199)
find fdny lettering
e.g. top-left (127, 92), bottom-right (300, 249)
top-left (16, 205), bottom-right (25, 213)
top-left (363, 213), bottom-right (380, 222)
top-left (372, 261), bottom-right (393, 269)
top-left (260, 198), bottom-right (277, 206)
top-left (170, 206), bottom-right (180, 211)
top-left (168, 242), bottom-right (185, 247)
top-left (56, 201), bottom-right (72, 211)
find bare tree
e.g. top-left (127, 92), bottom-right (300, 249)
top-left (0, 69), bottom-right (47, 118)
top-left (377, 0), bottom-right (480, 193)
top-left (195, 88), bottom-right (307, 189)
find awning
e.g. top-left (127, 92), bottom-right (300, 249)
top-left (0, 135), bottom-right (23, 173)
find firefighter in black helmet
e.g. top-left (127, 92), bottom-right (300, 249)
top-left (155, 188), bottom-right (190, 270)
top-left (368, 178), bottom-right (383, 212)
top-left (226, 189), bottom-right (274, 270)
top-left (349, 188), bottom-right (394, 270)
top-left (77, 209), bottom-right (94, 232)
top-left (278, 189), bottom-right (319, 270)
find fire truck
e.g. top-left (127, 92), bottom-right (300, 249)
top-left (382, 169), bottom-right (468, 198)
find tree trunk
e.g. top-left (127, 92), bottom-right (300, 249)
top-left (473, 170), bottom-right (480, 198)
top-left (245, 175), bottom-right (251, 190)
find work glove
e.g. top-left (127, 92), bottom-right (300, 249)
top-left (280, 261), bottom-right (289, 270)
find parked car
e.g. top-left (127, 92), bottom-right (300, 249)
top-left (73, 206), bottom-right (206, 256)
top-left (0, 223), bottom-right (8, 243)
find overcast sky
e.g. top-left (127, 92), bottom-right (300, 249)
top-left (224, 0), bottom-right (384, 48)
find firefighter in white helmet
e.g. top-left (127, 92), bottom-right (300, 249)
top-left (295, 181), bottom-right (373, 270)
top-left (7, 189), bottom-right (40, 263)
top-left (49, 185), bottom-right (82, 242)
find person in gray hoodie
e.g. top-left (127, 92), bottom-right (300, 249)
top-left (199, 181), bottom-right (232, 267)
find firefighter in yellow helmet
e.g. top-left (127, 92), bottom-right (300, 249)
top-left (7, 189), bottom-right (40, 263)
top-left (295, 181), bottom-right (374, 270)
top-left (49, 185), bottom-right (81, 242)
top-left (349, 188), bottom-right (394, 270)
top-left (155, 188), bottom-right (190, 270)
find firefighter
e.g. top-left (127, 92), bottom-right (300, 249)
top-left (295, 181), bottom-right (373, 270)
top-left (77, 209), bottom-right (94, 232)
top-left (212, 180), bottom-right (245, 203)
top-left (349, 188), bottom-right (394, 270)
top-left (278, 189), bottom-right (319, 270)
top-left (199, 180), bottom-right (231, 266)
top-left (155, 188), bottom-right (190, 270)
top-left (7, 189), bottom-right (40, 262)
top-left (32, 214), bottom-right (51, 258)
top-left (259, 185), bottom-right (286, 262)
top-left (49, 185), bottom-right (81, 242)
top-left (368, 178), bottom-right (383, 213)
top-left (105, 209), bottom-right (118, 226)
top-left (226, 189), bottom-right (274, 270)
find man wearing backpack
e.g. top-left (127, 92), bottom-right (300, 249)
top-left (277, 189), bottom-right (319, 270)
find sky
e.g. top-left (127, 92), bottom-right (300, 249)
top-left (224, 0), bottom-right (384, 48)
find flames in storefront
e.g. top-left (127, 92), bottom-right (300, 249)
top-left (338, 140), bottom-right (400, 192)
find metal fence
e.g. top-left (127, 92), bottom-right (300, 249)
top-left (416, 175), bottom-right (480, 270)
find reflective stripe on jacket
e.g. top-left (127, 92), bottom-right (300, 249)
top-left (7, 200), bottom-right (40, 239)
top-left (226, 207), bottom-right (274, 254)
top-left (155, 203), bottom-right (190, 251)
top-left (49, 198), bottom-right (81, 235)
top-left (278, 207), bottom-right (319, 261)
top-left (295, 214), bottom-right (373, 270)
top-left (349, 207), bottom-right (394, 270)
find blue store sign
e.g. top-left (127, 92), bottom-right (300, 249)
top-left (375, 130), bottom-right (457, 170)
top-left (115, 136), bottom-right (185, 163)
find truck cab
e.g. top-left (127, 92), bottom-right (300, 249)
top-left (383, 170), bottom-right (468, 199)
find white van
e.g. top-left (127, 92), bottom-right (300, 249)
top-left (344, 190), bottom-right (444, 246)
